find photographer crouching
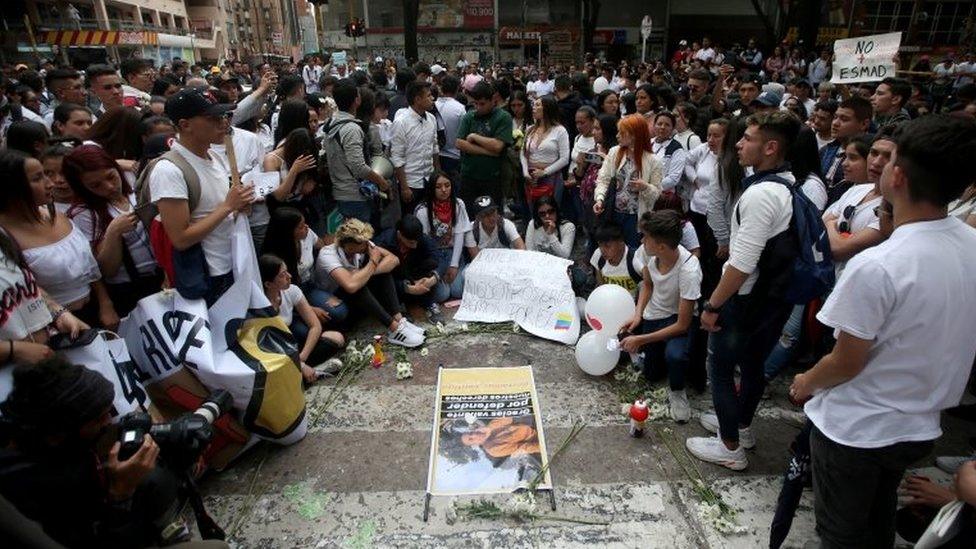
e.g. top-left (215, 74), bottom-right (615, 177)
top-left (0, 357), bottom-right (229, 549)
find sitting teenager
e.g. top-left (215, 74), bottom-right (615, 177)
top-left (62, 145), bottom-right (162, 316)
top-left (259, 254), bottom-right (345, 384)
top-left (262, 127), bottom-right (318, 209)
top-left (314, 218), bottom-right (425, 348)
top-left (620, 210), bottom-right (702, 423)
top-left (525, 196), bottom-right (576, 258)
top-left (262, 206), bottom-right (347, 328)
top-left (415, 171), bottom-right (471, 299)
top-left (464, 195), bottom-right (526, 257)
top-left (374, 215), bottom-right (450, 320)
top-left (0, 151), bottom-right (111, 328)
top-left (590, 222), bottom-right (643, 298)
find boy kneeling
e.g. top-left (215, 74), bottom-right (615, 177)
top-left (621, 210), bottom-right (702, 423)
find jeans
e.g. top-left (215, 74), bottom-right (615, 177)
top-left (707, 293), bottom-right (792, 443)
top-left (335, 272), bottom-right (402, 328)
top-left (556, 178), bottom-right (581, 225)
top-left (300, 281), bottom-right (349, 329)
top-left (336, 200), bottom-right (373, 224)
top-left (396, 277), bottom-right (451, 307)
top-left (639, 315), bottom-right (691, 390)
top-left (810, 426), bottom-right (934, 549)
top-left (249, 223), bottom-right (268, 253)
top-left (434, 248), bottom-right (465, 299)
top-left (611, 210), bottom-right (640, 249)
top-left (288, 318), bottom-right (342, 365)
top-left (764, 303), bottom-right (806, 380)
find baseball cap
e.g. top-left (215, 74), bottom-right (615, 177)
top-left (431, 64), bottom-right (446, 76)
top-left (473, 195), bottom-right (498, 217)
top-left (210, 66), bottom-right (221, 74)
top-left (753, 90), bottom-right (783, 107)
top-left (165, 87), bottom-right (234, 123)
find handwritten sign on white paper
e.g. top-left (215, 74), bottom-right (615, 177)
top-left (831, 32), bottom-right (902, 84)
top-left (243, 171), bottom-right (281, 199)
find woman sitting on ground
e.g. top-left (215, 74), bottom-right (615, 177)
top-left (414, 172), bottom-right (472, 300)
top-left (314, 218), bottom-right (425, 348)
top-left (260, 254), bottom-right (344, 384)
top-left (525, 196), bottom-right (576, 259)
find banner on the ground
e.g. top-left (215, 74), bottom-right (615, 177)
top-left (454, 249), bottom-right (581, 345)
top-left (831, 31), bottom-right (902, 84)
top-left (426, 366), bottom-right (552, 496)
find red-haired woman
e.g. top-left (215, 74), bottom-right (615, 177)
top-left (62, 144), bottom-right (161, 316)
top-left (593, 114), bottom-right (664, 247)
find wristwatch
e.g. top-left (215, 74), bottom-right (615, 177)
top-left (703, 302), bottom-right (722, 314)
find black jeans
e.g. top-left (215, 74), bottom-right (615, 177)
top-left (707, 292), bottom-right (792, 443)
top-left (810, 426), bottom-right (934, 549)
top-left (335, 272), bottom-right (402, 328)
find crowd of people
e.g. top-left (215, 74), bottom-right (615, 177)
top-left (1, 34), bottom-right (976, 547)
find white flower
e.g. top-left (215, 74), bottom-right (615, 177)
top-left (460, 323), bottom-right (469, 331)
top-left (396, 362), bottom-right (413, 380)
top-left (696, 501), bottom-right (747, 535)
top-left (504, 492), bottom-right (537, 517)
top-left (362, 345), bottom-right (376, 359)
top-left (420, 348), bottom-right (429, 357)
top-left (512, 324), bottom-right (521, 333)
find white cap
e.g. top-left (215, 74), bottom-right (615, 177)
top-left (430, 64), bottom-right (446, 75)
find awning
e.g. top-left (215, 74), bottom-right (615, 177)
top-left (40, 30), bottom-right (159, 46)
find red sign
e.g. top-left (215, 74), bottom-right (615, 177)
top-left (464, 0), bottom-right (494, 29)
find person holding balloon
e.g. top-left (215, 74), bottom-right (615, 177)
top-left (619, 210), bottom-right (702, 423)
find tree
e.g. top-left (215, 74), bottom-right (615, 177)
top-left (403, 0), bottom-right (420, 64)
top-left (581, 0), bottom-right (602, 59)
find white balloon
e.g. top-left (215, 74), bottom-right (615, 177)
top-left (574, 330), bottom-right (620, 376)
top-left (585, 284), bottom-right (636, 334)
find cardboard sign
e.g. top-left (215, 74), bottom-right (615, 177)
top-left (426, 366), bottom-right (552, 496)
top-left (831, 31), bottom-right (902, 84)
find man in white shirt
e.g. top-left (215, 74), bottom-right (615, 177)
top-left (791, 115), bottom-right (976, 548)
top-left (150, 88), bottom-right (254, 304)
top-left (694, 37), bottom-right (716, 65)
top-left (391, 80), bottom-right (440, 213)
top-left (303, 56), bottom-right (323, 94)
top-left (592, 64), bottom-right (614, 94)
top-left (464, 196), bottom-right (525, 253)
top-left (809, 49), bottom-right (832, 88)
top-left (686, 111), bottom-right (800, 470)
top-left (528, 68), bottom-right (555, 98)
top-left (954, 52), bottom-right (975, 88)
top-left (434, 74), bottom-right (466, 176)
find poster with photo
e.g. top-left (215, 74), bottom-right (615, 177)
top-left (426, 366), bottom-right (552, 496)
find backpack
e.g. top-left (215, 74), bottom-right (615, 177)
top-left (735, 174), bottom-right (834, 304)
top-left (473, 219), bottom-right (511, 248)
top-left (598, 246), bottom-right (642, 285)
top-left (134, 150), bottom-right (202, 230)
top-left (430, 103), bottom-right (447, 149)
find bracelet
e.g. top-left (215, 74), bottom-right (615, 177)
top-left (50, 307), bottom-right (67, 324)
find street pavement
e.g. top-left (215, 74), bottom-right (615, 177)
top-left (199, 311), bottom-right (975, 548)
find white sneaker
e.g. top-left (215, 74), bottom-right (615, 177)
top-left (387, 323), bottom-right (424, 348)
top-left (699, 412), bottom-right (756, 450)
top-left (669, 389), bottom-right (691, 423)
top-left (686, 435), bottom-right (748, 471)
top-left (400, 318), bottom-right (426, 335)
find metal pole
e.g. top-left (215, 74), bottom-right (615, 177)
top-left (846, 0), bottom-right (857, 38)
top-left (521, 0), bottom-right (526, 66)
top-left (538, 33), bottom-right (542, 70)
top-left (641, 37), bottom-right (646, 64)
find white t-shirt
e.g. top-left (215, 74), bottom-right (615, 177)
top-left (149, 141), bottom-right (234, 276)
top-left (297, 230), bottom-right (318, 285)
top-left (210, 128), bottom-right (267, 228)
top-left (277, 283), bottom-right (305, 327)
top-left (824, 184), bottom-right (881, 277)
top-left (800, 173), bottom-right (828, 213)
top-left (464, 218), bottom-right (521, 250)
top-left (571, 134), bottom-right (596, 165)
top-left (590, 247), bottom-right (642, 297)
top-left (528, 79), bottom-right (555, 97)
top-left (636, 245), bottom-right (702, 321)
top-left (69, 194), bottom-right (157, 284)
top-left (314, 242), bottom-right (367, 293)
top-left (725, 173), bottom-right (794, 295)
top-left (805, 217), bottom-right (976, 448)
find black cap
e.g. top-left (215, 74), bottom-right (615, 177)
top-left (473, 195), bottom-right (497, 217)
top-left (164, 87), bottom-right (234, 124)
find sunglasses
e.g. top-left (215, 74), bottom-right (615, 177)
top-left (838, 204), bottom-right (856, 233)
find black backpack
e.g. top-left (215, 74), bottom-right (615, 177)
top-left (597, 246), bottom-right (641, 285)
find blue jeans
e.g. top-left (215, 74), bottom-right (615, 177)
top-left (434, 248), bottom-right (465, 299)
top-left (639, 315), bottom-right (691, 390)
top-left (764, 303), bottom-right (806, 380)
top-left (707, 293), bottom-right (792, 443)
top-left (300, 282), bottom-right (349, 329)
top-left (611, 210), bottom-right (640, 249)
top-left (556, 177), bottom-right (580, 225)
top-left (336, 199), bottom-right (373, 224)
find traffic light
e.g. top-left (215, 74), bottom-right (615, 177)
top-left (344, 22), bottom-right (352, 37)
top-left (344, 18), bottom-right (365, 38)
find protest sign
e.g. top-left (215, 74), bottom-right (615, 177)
top-left (426, 366), bottom-right (552, 496)
top-left (454, 249), bottom-right (581, 345)
top-left (331, 50), bottom-right (347, 67)
top-left (243, 170), bottom-right (280, 200)
top-left (831, 31), bottom-right (902, 84)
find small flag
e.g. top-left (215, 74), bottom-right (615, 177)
top-left (554, 312), bottom-right (573, 331)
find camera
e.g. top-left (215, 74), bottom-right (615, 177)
top-left (118, 389), bottom-right (232, 470)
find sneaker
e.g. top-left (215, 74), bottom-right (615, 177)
top-left (387, 323), bottom-right (424, 348)
top-left (425, 303), bottom-right (443, 323)
top-left (400, 318), bottom-right (426, 335)
top-left (686, 435), bottom-right (748, 471)
top-left (314, 358), bottom-right (344, 379)
top-left (699, 412), bottom-right (756, 450)
top-left (936, 455), bottom-right (975, 474)
top-left (629, 352), bottom-right (644, 372)
top-left (669, 389), bottom-right (691, 423)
